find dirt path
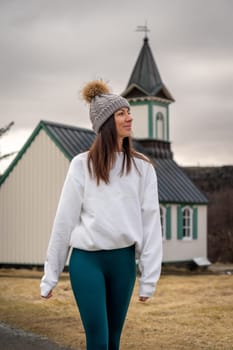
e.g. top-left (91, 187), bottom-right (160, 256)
top-left (0, 323), bottom-right (74, 350)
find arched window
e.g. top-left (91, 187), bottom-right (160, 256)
top-left (160, 206), bottom-right (166, 240)
top-left (155, 112), bottom-right (164, 140)
top-left (177, 206), bottom-right (198, 240)
top-left (182, 207), bottom-right (193, 239)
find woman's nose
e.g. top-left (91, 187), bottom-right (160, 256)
top-left (126, 113), bottom-right (133, 121)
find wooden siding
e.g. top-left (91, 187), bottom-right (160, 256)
top-left (0, 129), bottom-right (69, 264)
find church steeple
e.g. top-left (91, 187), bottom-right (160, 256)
top-left (122, 35), bottom-right (174, 144)
top-left (122, 37), bottom-right (174, 101)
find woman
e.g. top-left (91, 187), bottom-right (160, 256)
top-left (40, 80), bottom-right (162, 350)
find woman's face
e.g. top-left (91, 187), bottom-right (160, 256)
top-left (114, 107), bottom-right (133, 140)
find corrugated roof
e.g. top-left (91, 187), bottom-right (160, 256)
top-left (45, 121), bottom-right (96, 158)
top-left (154, 158), bottom-right (208, 204)
top-left (0, 120), bottom-right (207, 204)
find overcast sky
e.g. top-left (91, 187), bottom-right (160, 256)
top-left (0, 0), bottom-right (233, 173)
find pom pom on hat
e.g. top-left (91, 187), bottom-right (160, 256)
top-left (82, 80), bottom-right (110, 103)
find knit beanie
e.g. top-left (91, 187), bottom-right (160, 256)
top-left (82, 80), bottom-right (130, 133)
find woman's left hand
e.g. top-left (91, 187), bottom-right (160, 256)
top-left (139, 296), bottom-right (149, 302)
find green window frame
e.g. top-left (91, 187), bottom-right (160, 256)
top-left (160, 205), bottom-right (171, 240)
top-left (177, 205), bottom-right (198, 240)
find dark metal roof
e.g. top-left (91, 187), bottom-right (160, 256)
top-left (127, 37), bottom-right (163, 94)
top-left (45, 120), bottom-right (96, 159)
top-left (122, 38), bottom-right (174, 101)
top-left (154, 158), bottom-right (208, 204)
top-left (43, 121), bottom-right (207, 204)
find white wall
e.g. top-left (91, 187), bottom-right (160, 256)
top-left (0, 129), bottom-right (69, 264)
top-left (131, 104), bottom-right (148, 138)
top-left (162, 205), bottom-right (208, 262)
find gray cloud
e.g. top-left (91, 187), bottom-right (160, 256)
top-left (0, 0), bottom-right (233, 167)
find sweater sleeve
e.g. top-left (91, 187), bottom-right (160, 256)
top-left (138, 164), bottom-right (163, 297)
top-left (40, 158), bottom-right (83, 297)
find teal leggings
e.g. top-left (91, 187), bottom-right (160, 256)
top-left (69, 245), bottom-right (136, 350)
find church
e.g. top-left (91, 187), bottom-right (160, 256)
top-left (0, 35), bottom-right (208, 266)
top-left (122, 34), bottom-right (208, 264)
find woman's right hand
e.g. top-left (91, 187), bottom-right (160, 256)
top-left (41, 290), bottom-right (53, 299)
top-left (139, 296), bottom-right (149, 302)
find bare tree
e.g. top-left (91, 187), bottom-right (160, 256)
top-left (0, 121), bottom-right (16, 163)
top-left (0, 121), bottom-right (14, 137)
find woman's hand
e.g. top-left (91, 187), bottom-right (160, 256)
top-left (139, 296), bottom-right (149, 302)
top-left (41, 290), bottom-right (53, 299)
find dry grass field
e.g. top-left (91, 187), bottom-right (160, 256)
top-left (0, 268), bottom-right (233, 350)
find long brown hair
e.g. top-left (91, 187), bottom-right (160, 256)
top-left (87, 115), bottom-right (149, 185)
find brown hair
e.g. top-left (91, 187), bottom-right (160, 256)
top-left (87, 115), bottom-right (149, 185)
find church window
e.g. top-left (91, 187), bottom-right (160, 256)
top-left (155, 112), bottom-right (165, 140)
top-left (177, 206), bottom-right (198, 240)
top-left (182, 207), bottom-right (192, 239)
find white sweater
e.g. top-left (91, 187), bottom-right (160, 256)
top-left (40, 152), bottom-right (162, 297)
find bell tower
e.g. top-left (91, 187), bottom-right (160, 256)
top-left (122, 29), bottom-right (174, 158)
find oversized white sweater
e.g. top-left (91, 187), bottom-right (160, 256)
top-left (40, 152), bottom-right (162, 297)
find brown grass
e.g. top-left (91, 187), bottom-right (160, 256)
top-left (0, 269), bottom-right (233, 349)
